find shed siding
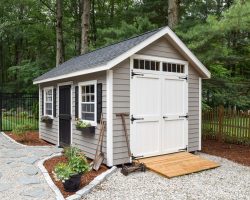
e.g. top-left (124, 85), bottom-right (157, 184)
top-left (39, 71), bottom-right (107, 164)
top-left (112, 37), bottom-right (201, 165)
top-left (39, 83), bottom-right (58, 144)
top-left (188, 67), bottom-right (200, 152)
top-left (138, 37), bottom-right (185, 60)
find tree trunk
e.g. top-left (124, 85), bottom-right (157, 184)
top-left (91, 0), bottom-right (97, 47)
top-left (81, 0), bottom-right (91, 54)
top-left (168, 0), bottom-right (179, 29)
top-left (56, 0), bottom-right (64, 67)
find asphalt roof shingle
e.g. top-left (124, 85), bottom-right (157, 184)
top-left (34, 27), bottom-right (163, 82)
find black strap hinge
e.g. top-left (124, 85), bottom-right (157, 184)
top-left (179, 115), bottom-right (189, 119)
top-left (131, 70), bottom-right (144, 78)
top-left (131, 115), bottom-right (144, 123)
top-left (179, 76), bottom-right (188, 80)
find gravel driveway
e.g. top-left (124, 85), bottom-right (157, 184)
top-left (82, 153), bottom-right (250, 200)
top-left (0, 132), bottom-right (62, 200)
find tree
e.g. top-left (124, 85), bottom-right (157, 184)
top-left (168, 0), bottom-right (179, 28)
top-left (56, 0), bottom-right (64, 66)
top-left (81, 0), bottom-right (91, 54)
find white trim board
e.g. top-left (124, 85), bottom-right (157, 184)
top-left (34, 26), bottom-right (210, 84)
top-left (106, 69), bottom-right (113, 166)
top-left (198, 78), bottom-right (202, 150)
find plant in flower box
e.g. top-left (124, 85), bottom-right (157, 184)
top-left (41, 115), bottom-right (53, 124)
top-left (75, 119), bottom-right (95, 133)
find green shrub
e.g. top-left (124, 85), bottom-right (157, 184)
top-left (19, 111), bottom-right (28, 118)
top-left (75, 120), bottom-right (91, 129)
top-left (12, 123), bottom-right (34, 135)
top-left (53, 163), bottom-right (75, 182)
top-left (54, 147), bottom-right (90, 182)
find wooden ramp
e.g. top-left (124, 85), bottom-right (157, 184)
top-left (138, 152), bottom-right (219, 178)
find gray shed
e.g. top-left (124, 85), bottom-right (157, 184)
top-left (34, 27), bottom-right (210, 166)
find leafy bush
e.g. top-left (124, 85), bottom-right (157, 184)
top-left (54, 147), bottom-right (90, 182)
top-left (53, 163), bottom-right (75, 182)
top-left (12, 123), bottom-right (34, 135)
top-left (19, 111), bottom-right (28, 118)
top-left (75, 120), bottom-right (91, 129)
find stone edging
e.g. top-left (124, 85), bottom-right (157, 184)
top-left (37, 153), bottom-right (118, 200)
top-left (1, 132), bottom-right (55, 148)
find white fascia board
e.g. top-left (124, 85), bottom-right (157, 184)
top-left (33, 65), bottom-right (108, 84)
top-left (198, 78), bottom-right (202, 150)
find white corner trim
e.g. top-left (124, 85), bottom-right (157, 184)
top-left (106, 70), bottom-right (113, 166)
top-left (199, 78), bottom-right (202, 150)
top-left (39, 85), bottom-right (41, 139)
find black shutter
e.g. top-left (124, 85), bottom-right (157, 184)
top-left (75, 86), bottom-right (79, 118)
top-left (41, 90), bottom-right (44, 115)
top-left (97, 83), bottom-right (102, 123)
top-left (53, 88), bottom-right (56, 117)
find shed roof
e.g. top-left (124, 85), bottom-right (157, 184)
top-left (34, 26), bottom-right (210, 84)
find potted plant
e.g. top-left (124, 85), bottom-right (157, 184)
top-left (75, 119), bottom-right (95, 133)
top-left (53, 147), bottom-right (90, 192)
top-left (41, 115), bottom-right (53, 124)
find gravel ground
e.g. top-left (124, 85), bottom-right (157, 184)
top-left (82, 153), bottom-right (250, 200)
top-left (0, 132), bottom-right (62, 200)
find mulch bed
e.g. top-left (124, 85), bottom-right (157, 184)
top-left (44, 155), bottom-right (108, 198)
top-left (6, 131), bottom-right (52, 146)
top-left (202, 139), bottom-right (250, 166)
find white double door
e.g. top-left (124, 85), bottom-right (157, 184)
top-left (130, 71), bottom-right (188, 157)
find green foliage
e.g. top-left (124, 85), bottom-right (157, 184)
top-left (12, 123), bottom-right (34, 136)
top-left (54, 163), bottom-right (75, 182)
top-left (32, 102), bottom-right (39, 119)
top-left (54, 147), bottom-right (90, 182)
top-left (18, 111), bottom-right (28, 118)
top-left (75, 120), bottom-right (91, 129)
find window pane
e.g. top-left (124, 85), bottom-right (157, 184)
top-left (46, 109), bottom-right (52, 115)
top-left (172, 64), bottom-right (176, 72)
top-left (46, 103), bottom-right (52, 109)
top-left (90, 85), bottom-right (94, 93)
top-left (145, 60), bottom-right (150, 70)
top-left (91, 95), bottom-right (95, 102)
top-left (155, 62), bottom-right (160, 71)
top-left (139, 60), bottom-right (144, 69)
top-left (167, 63), bottom-right (172, 72)
top-left (151, 61), bottom-right (155, 70)
top-left (90, 104), bottom-right (94, 112)
top-left (177, 64), bottom-right (180, 73)
top-left (162, 63), bottom-right (167, 71)
top-left (86, 85), bottom-right (90, 93)
top-left (181, 65), bottom-right (184, 73)
top-left (134, 59), bottom-right (139, 69)
top-left (81, 113), bottom-right (94, 121)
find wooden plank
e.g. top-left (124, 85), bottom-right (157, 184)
top-left (138, 152), bottom-right (219, 178)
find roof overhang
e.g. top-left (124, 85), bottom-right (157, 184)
top-left (34, 26), bottom-right (210, 84)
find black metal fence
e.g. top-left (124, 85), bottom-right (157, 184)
top-left (0, 93), bottom-right (39, 131)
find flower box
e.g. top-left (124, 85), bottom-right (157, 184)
top-left (76, 126), bottom-right (95, 134)
top-left (41, 116), bottom-right (53, 124)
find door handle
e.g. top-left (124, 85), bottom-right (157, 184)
top-left (131, 115), bottom-right (144, 123)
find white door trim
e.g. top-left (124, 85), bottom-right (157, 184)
top-left (106, 70), bottom-right (113, 166)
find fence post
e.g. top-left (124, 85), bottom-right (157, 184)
top-left (218, 105), bottom-right (224, 142)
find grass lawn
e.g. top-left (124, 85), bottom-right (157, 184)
top-left (2, 116), bottom-right (38, 131)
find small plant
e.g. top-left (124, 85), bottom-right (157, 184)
top-left (19, 111), bottom-right (28, 118)
top-left (12, 123), bottom-right (34, 142)
top-left (64, 147), bottom-right (81, 159)
top-left (75, 119), bottom-right (91, 129)
top-left (53, 147), bottom-right (90, 190)
top-left (41, 115), bottom-right (53, 123)
top-left (53, 163), bottom-right (75, 182)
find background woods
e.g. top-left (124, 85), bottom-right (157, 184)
top-left (0, 0), bottom-right (249, 110)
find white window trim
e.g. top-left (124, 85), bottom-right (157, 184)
top-left (78, 80), bottom-right (97, 126)
top-left (43, 86), bottom-right (54, 118)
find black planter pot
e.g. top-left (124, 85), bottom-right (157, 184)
top-left (76, 126), bottom-right (95, 134)
top-left (63, 174), bottom-right (82, 192)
